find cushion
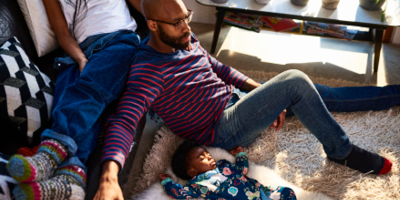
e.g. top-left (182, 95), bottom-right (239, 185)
top-left (16, 0), bottom-right (59, 57)
top-left (0, 37), bottom-right (55, 147)
top-left (0, 153), bottom-right (17, 200)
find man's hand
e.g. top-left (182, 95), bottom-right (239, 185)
top-left (159, 173), bottom-right (171, 181)
top-left (230, 146), bottom-right (244, 155)
top-left (94, 176), bottom-right (123, 200)
top-left (93, 160), bottom-right (123, 200)
top-left (269, 109), bottom-right (286, 132)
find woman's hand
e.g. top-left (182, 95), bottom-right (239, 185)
top-left (78, 58), bottom-right (88, 74)
top-left (230, 146), bottom-right (244, 155)
top-left (93, 160), bottom-right (123, 200)
top-left (269, 109), bottom-right (286, 132)
top-left (42, 0), bottom-right (88, 74)
top-left (158, 173), bottom-right (171, 181)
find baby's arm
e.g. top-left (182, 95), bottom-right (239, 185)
top-left (159, 174), bottom-right (201, 199)
top-left (230, 147), bottom-right (249, 175)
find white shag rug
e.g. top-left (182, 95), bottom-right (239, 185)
top-left (128, 70), bottom-right (400, 200)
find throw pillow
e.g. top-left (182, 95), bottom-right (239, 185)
top-left (0, 37), bottom-right (55, 147)
top-left (0, 153), bottom-right (17, 200)
top-left (16, 0), bottom-right (59, 57)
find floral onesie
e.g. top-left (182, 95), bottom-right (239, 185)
top-left (161, 152), bottom-right (296, 200)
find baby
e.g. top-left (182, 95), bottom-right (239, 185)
top-left (159, 140), bottom-right (297, 200)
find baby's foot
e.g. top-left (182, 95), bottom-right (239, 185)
top-left (13, 166), bottom-right (86, 200)
top-left (7, 139), bottom-right (67, 182)
top-left (328, 145), bottom-right (392, 175)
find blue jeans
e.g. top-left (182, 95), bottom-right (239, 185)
top-left (212, 69), bottom-right (400, 159)
top-left (41, 30), bottom-right (140, 172)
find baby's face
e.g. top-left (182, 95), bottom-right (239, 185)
top-left (187, 147), bottom-right (217, 176)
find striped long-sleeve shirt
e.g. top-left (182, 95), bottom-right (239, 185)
top-left (101, 34), bottom-right (249, 168)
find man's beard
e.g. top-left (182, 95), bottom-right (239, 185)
top-left (159, 26), bottom-right (191, 50)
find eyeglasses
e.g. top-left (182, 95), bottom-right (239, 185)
top-left (150, 9), bottom-right (193, 30)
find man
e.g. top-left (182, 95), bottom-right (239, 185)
top-left (97, 0), bottom-right (398, 199)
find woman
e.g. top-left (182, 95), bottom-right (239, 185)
top-left (7, 0), bottom-right (142, 199)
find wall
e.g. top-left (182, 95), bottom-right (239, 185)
top-left (183, 0), bottom-right (216, 24)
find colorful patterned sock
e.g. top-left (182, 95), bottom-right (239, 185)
top-left (53, 166), bottom-right (87, 187)
top-left (7, 139), bottom-right (68, 182)
top-left (12, 166), bottom-right (86, 200)
top-left (328, 145), bottom-right (393, 175)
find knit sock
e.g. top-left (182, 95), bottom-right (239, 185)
top-left (328, 145), bottom-right (393, 175)
top-left (13, 166), bottom-right (86, 200)
top-left (7, 139), bottom-right (68, 182)
top-left (53, 166), bottom-right (87, 187)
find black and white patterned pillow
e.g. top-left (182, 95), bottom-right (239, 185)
top-left (0, 37), bottom-right (54, 145)
top-left (0, 153), bottom-right (17, 200)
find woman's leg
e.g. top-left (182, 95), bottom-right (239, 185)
top-left (43, 32), bottom-right (140, 166)
top-left (7, 32), bottom-right (140, 183)
top-left (316, 83), bottom-right (400, 111)
top-left (213, 69), bottom-right (391, 174)
top-left (286, 83), bottom-right (400, 117)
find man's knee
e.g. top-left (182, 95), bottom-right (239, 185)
top-left (281, 69), bottom-right (313, 88)
top-left (284, 69), bottom-right (309, 81)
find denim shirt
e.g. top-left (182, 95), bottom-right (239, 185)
top-left (54, 30), bottom-right (139, 70)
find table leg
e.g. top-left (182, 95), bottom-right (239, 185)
top-left (373, 28), bottom-right (384, 73)
top-left (368, 28), bottom-right (374, 41)
top-left (211, 10), bottom-right (226, 54)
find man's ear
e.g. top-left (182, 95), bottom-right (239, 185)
top-left (147, 20), bottom-right (158, 32)
top-left (187, 168), bottom-right (197, 178)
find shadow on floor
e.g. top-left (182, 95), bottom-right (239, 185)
top-left (216, 49), bottom-right (377, 84)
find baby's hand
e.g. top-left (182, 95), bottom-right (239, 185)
top-left (159, 173), bottom-right (172, 181)
top-left (230, 146), bottom-right (244, 155)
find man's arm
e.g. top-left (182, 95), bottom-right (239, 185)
top-left (200, 45), bottom-right (249, 90)
top-left (199, 41), bottom-right (260, 92)
top-left (127, 0), bottom-right (143, 14)
top-left (101, 63), bottom-right (164, 169)
top-left (94, 63), bottom-right (164, 200)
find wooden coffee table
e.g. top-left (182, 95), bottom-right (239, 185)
top-left (196, 0), bottom-right (400, 72)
